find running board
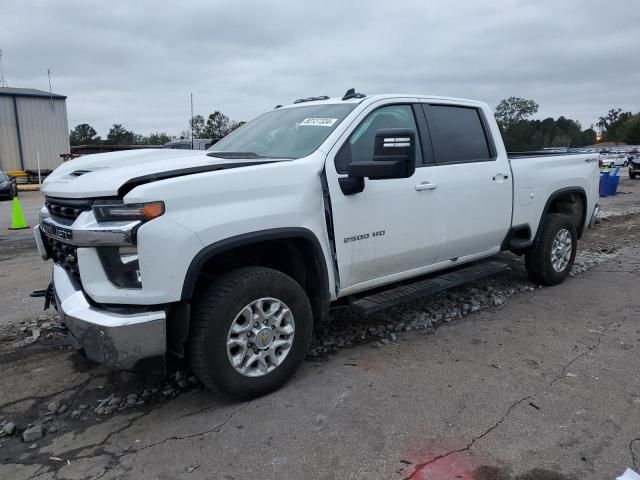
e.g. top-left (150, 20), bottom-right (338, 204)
top-left (349, 260), bottom-right (509, 315)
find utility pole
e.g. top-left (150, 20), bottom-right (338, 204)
top-left (0, 50), bottom-right (8, 87)
top-left (190, 92), bottom-right (194, 149)
top-left (47, 68), bottom-right (53, 110)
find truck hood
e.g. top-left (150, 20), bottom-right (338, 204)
top-left (42, 149), bottom-right (287, 199)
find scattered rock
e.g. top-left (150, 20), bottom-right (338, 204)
top-left (47, 401), bottom-right (59, 413)
top-left (2, 422), bottom-right (16, 436)
top-left (22, 425), bottom-right (44, 443)
top-left (57, 404), bottom-right (68, 415)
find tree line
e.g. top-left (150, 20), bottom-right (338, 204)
top-left (496, 97), bottom-right (640, 151)
top-left (69, 111), bottom-right (245, 146)
top-left (70, 99), bottom-right (640, 151)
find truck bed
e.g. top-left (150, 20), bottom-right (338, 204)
top-left (508, 151), bottom-right (600, 239)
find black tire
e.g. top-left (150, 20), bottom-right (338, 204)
top-left (609, 162), bottom-right (615, 168)
top-left (189, 267), bottom-right (313, 400)
top-left (525, 213), bottom-right (577, 286)
top-left (623, 161), bottom-right (629, 167)
top-left (10, 184), bottom-right (18, 199)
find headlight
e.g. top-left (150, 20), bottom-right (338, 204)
top-left (93, 201), bottom-right (165, 222)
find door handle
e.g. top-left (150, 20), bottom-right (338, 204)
top-left (492, 173), bottom-right (509, 181)
top-left (415, 181), bottom-right (438, 191)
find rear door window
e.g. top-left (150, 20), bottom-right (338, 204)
top-left (422, 105), bottom-right (493, 164)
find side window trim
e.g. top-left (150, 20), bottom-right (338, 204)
top-left (421, 103), bottom-right (497, 165)
top-left (334, 103), bottom-right (424, 174)
top-left (412, 103), bottom-right (435, 167)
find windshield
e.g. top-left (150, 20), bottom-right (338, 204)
top-left (0, 172), bottom-right (8, 182)
top-left (208, 103), bottom-right (357, 159)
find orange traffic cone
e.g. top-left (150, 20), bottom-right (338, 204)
top-left (8, 197), bottom-right (29, 230)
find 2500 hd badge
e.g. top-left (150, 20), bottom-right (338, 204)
top-left (343, 230), bottom-right (385, 243)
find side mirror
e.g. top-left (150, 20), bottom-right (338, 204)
top-left (339, 129), bottom-right (416, 195)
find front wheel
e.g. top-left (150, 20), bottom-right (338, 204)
top-left (623, 161), bottom-right (629, 167)
top-left (525, 214), bottom-right (577, 286)
top-left (189, 267), bottom-right (313, 399)
top-left (609, 162), bottom-right (615, 168)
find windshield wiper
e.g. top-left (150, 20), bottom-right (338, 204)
top-left (206, 151), bottom-right (265, 159)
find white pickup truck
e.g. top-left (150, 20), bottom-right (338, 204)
top-left (36, 90), bottom-right (600, 399)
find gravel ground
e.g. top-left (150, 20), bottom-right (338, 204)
top-left (0, 182), bottom-right (638, 459)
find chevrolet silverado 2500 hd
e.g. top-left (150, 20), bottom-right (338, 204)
top-left (36, 90), bottom-right (600, 399)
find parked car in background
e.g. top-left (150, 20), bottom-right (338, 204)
top-left (0, 171), bottom-right (18, 199)
top-left (600, 152), bottom-right (628, 168)
top-left (629, 155), bottom-right (640, 179)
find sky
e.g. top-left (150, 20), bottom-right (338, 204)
top-left (2, 0), bottom-right (639, 138)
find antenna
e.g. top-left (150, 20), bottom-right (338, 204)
top-left (47, 68), bottom-right (53, 110)
top-left (190, 92), bottom-right (194, 149)
top-left (0, 50), bottom-right (8, 87)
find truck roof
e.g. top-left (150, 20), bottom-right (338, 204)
top-left (278, 92), bottom-right (488, 110)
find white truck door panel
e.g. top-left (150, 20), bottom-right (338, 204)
top-left (419, 103), bottom-right (512, 261)
top-left (430, 162), bottom-right (511, 260)
top-left (325, 102), bottom-right (442, 291)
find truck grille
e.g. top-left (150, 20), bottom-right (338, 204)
top-left (45, 197), bottom-right (94, 222)
top-left (47, 237), bottom-right (81, 284)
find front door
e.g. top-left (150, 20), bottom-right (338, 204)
top-left (325, 101), bottom-right (442, 295)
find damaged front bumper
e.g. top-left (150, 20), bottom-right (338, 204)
top-left (53, 264), bottom-right (167, 372)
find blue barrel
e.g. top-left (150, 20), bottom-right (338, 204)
top-left (607, 174), bottom-right (620, 196)
top-left (599, 172), bottom-right (610, 197)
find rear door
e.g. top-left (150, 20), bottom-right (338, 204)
top-left (325, 100), bottom-right (442, 294)
top-left (418, 103), bottom-right (512, 262)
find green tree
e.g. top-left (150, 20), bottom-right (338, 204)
top-left (495, 97), bottom-right (539, 130)
top-left (621, 115), bottom-right (640, 144)
top-left (203, 111), bottom-right (231, 138)
top-left (106, 124), bottom-right (136, 145)
top-left (190, 115), bottom-right (206, 138)
top-left (581, 128), bottom-right (597, 146)
top-left (596, 108), bottom-right (634, 142)
top-left (145, 132), bottom-right (172, 145)
top-left (69, 123), bottom-right (100, 145)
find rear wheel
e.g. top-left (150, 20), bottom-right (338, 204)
top-left (609, 162), bottom-right (615, 168)
top-left (623, 161), bottom-right (629, 167)
top-left (525, 214), bottom-right (577, 286)
top-left (189, 267), bottom-right (313, 399)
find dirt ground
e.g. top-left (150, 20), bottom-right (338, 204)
top-left (0, 176), bottom-right (639, 480)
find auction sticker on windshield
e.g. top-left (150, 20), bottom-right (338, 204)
top-left (300, 118), bottom-right (338, 127)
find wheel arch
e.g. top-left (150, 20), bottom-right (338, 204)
top-left (536, 187), bottom-right (587, 240)
top-left (181, 228), bottom-right (331, 322)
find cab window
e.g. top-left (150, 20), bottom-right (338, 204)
top-left (335, 104), bottom-right (422, 173)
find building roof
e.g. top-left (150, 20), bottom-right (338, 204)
top-left (0, 87), bottom-right (66, 100)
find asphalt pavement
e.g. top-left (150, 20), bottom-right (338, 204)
top-left (0, 177), bottom-right (639, 480)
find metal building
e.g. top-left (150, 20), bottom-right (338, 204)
top-left (0, 87), bottom-right (70, 172)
